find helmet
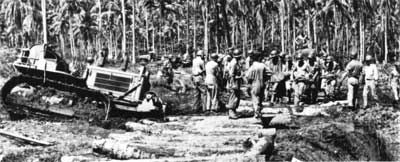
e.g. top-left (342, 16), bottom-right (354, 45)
top-left (86, 56), bottom-right (94, 64)
top-left (326, 56), bottom-right (334, 62)
top-left (210, 53), bottom-right (219, 59)
top-left (233, 49), bottom-right (240, 55)
top-left (296, 53), bottom-right (303, 60)
top-left (196, 50), bottom-right (204, 56)
top-left (308, 51), bottom-right (315, 58)
top-left (285, 55), bottom-right (292, 60)
top-left (247, 50), bottom-right (254, 55)
top-left (350, 48), bottom-right (358, 59)
top-left (365, 55), bottom-right (373, 61)
top-left (233, 49), bottom-right (241, 58)
top-left (270, 50), bottom-right (278, 56)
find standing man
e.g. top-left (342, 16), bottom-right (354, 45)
top-left (192, 50), bottom-right (206, 112)
top-left (321, 56), bottom-right (340, 98)
top-left (205, 53), bottom-right (221, 112)
top-left (292, 53), bottom-right (310, 107)
top-left (390, 62), bottom-right (400, 103)
top-left (307, 52), bottom-right (321, 103)
top-left (246, 52), bottom-right (270, 118)
top-left (162, 54), bottom-right (174, 84)
top-left (226, 49), bottom-right (242, 119)
top-left (362, 54), bottom-right (379, 108)
top-left (343, 50), bottom-right (363, 109)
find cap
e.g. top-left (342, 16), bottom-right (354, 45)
top-left (365, 55), bottom-right (373, 61)
top-left (326, 56), bottom-right (333, 62)
top-left (210, 53), bottom-right (219, 59)
top-left (296, 53), bottom-right (303, 60)
top-left (196, 50), bottom-right (204, 56)
top-left (233, 49), bottom-right (241, 57)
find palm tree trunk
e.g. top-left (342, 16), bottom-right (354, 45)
top-left (152, 23), bottom-right (155, 51)
top-left (359, 14), bottom-right (364, 61)
top-left (313, 13), bottom-right (317, 51)
top-left (186, 0), bottom-right (190, 55)
top-left (69, 14), bottom-right (75, 60)
top-left (41, 0), bottom-right (47, 44)
top-left (131, 0), bottom-right (136, 64)
top-left (280, 0), bottom-right (285, 54)
top-left (203, 0), bottom-right (209, 59)
top-left (243, 20), bottom-right (247, 57)
top-left (97, 0), bottom-right (102, 52)
top-left (384, 8), bottom-right (388, 64)
top-left (60, 34), bottom-right (65, 58)
top-left (145, 10), bottom-right (149, 50)
top-left (306, 10), bottom-right (312, 48)
top-left (193, 0), bottom-right (197, 52)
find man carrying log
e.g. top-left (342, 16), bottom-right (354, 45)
top-left (246, 52), bottom-right (271, 118)
top-left (192, 50), bottom-right (206, 112)
top-left (226, 49), bottom-right (242, 119)
top-left (362, 54), bottom-right (379, 108)
top-left (205, 53), bottom-right (221, 112)
top-left (342, 50), bottom-right (363, 109)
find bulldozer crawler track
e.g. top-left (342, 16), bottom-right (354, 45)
top-left (1, 75), bottom-right (111, 120)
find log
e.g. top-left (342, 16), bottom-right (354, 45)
top-left (125, 122), bottom-right (159, 133)
top-left (245, 135), bottom-right (275, 159)
top-left (0, 129), bottom-right (53, 146)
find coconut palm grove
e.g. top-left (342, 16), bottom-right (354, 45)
top-left (0, 0), bottom-right (399, 161)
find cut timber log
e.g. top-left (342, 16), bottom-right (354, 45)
top-left (125, 122), bottom-right (158, 133)
top-left (0, 129), bottom-right (53, 146)
top-left (245, 134), bottom-right (275, 159)
top-left (93, 139), bottom-right (174, 159)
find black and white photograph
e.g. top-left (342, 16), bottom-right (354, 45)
top-left (0, 0), bottom-right (399, 161)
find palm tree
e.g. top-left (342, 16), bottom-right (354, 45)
top-left (59, 0), bottom-right (80, 60)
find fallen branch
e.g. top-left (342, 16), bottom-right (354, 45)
top-left (0, 129), bottom-right (54, 146)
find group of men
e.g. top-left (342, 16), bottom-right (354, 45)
top-left (189, 47), bottom-right (384, 119)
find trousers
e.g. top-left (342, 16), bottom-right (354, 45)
top-left (363, 80), bottom-right (378, 107)
top-left (347, 77), bottom-right (359, 107)
top-left (294, 82), bottom-right (306, 106)
top-left (206, 83), bottom-right (219, 111)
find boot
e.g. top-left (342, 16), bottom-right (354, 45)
top-left (229, 109), bottom-right (239, 119)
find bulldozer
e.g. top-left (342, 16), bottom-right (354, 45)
top-left (1, 44), bottom-right (165, 120)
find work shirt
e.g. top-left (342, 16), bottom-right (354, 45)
top-left (345, 60), bottom-right (363, 78)
top-left (363, 64), bottom-right (379, 80)
top-left (246, 62), bottom-right (270, 94)
top-left (293, 61), bottom-right (310, 79)
top-left (192, 57), bottom-right (205, 76)
top-left (266, 59), bottom-right (282, 73)
top-left (228, 58), bottom-right (241, 89)
top-left (205, 60), bottom-right (220, 85)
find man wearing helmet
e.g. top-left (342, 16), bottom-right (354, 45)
top-left (343, 49), bottom-right (363, 108)
top-left (267, 50), bottom-right (286, 103)
top-left (282, 54), bottom-right (294, 102)
top-left (192, 50), bottom-right (206, 112)
top-left (292, 53), bottom-right (310, 106)
top-left (246, 52), bottom-right (271, 118)
top-left (307, 51), bottom-right (322, 103)
top-left (226, 49), bottom-right (243, 119)
top-left (362, 54), bottom-right (378, 108)
top-left (205, 53), bottom-right (221, 112)
top-left (391, 62), bottom-right (400, 103)
top-left (321, 55), bottom-right (340, 98)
